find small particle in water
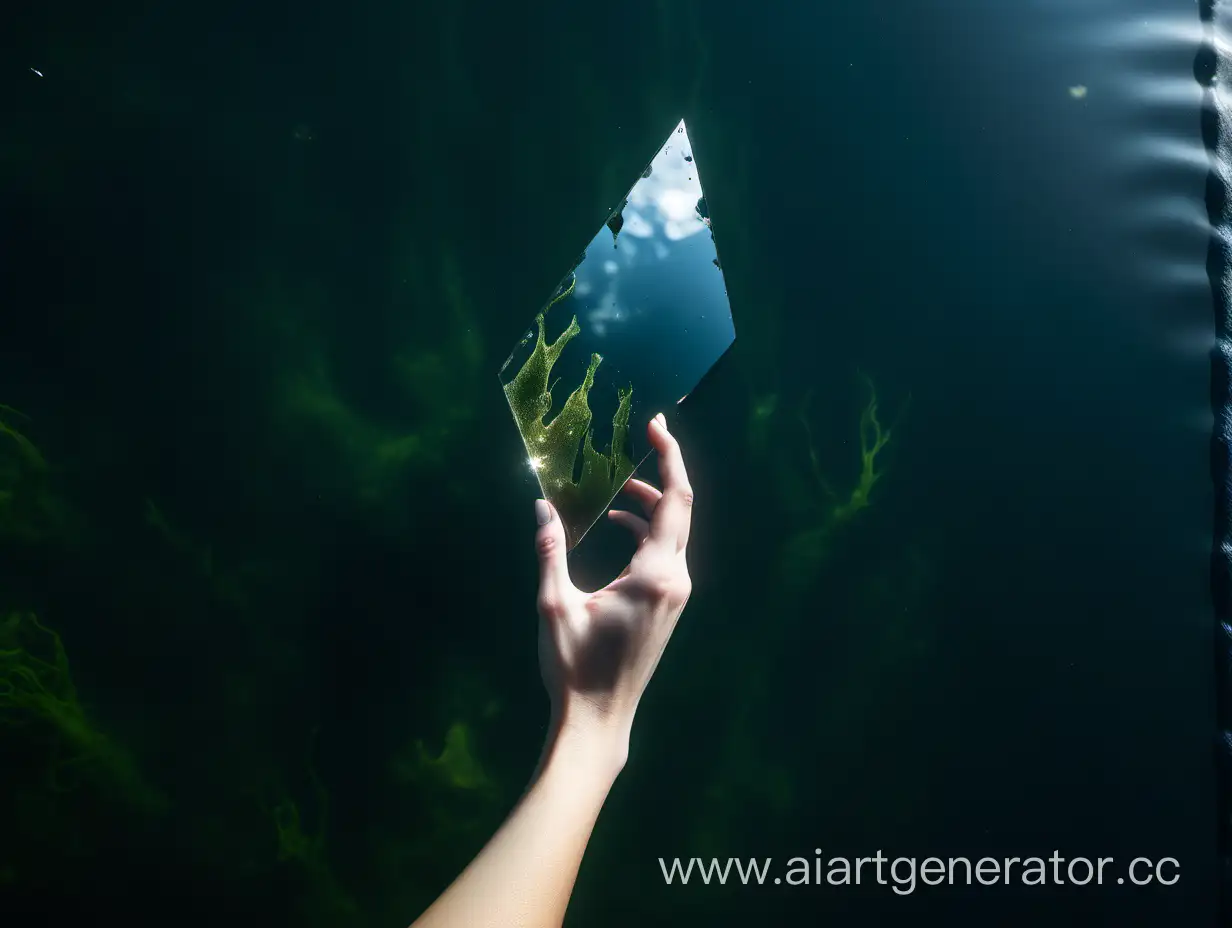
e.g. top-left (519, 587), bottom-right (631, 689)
top-left (292, 123), bottom-right (315, 141)
top-left (683, 153), bottom-right (693, 162)
top-left (30, 67), bottom-right (43, 77)
top-left (1068, 85), bottom-right (1087, 99)
top-left (712, 257), bottom-right (721, 269)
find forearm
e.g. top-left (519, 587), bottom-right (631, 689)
top-left (411, 710), bottom-right (628, 928)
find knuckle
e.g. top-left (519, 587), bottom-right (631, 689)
top-left (646, 569), bottom-right (692, 604)
top-left (668, 485), bottom-right (694, 507)
top-left (646, 574), bottom-right (673, 598)
top-left (536, 531), bottom-right (561, 557)
top-left (537, 590), bottom-right (565, 620)
top-left (675, 573), bottom-right (693, 602)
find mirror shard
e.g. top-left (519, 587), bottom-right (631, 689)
top-left (500, 118), bottom-right (736, 549)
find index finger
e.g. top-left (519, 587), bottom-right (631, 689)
top-left (646, 413), bottom-right (693, 552)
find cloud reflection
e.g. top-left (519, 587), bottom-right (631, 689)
top-left (576, 120), bottom-right (708, 337)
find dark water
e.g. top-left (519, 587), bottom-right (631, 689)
top-left (1, 0), bottom-right (1221, 925)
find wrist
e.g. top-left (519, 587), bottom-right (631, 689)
top-left (542, 699), bottom-right (632, 781)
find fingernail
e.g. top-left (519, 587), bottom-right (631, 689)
top-left (535, 499), bottom-right (551, 525)
top-left (654, 412), bottom-right (666, 428)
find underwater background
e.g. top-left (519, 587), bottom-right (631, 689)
top-left (2, 0), bottom-right (1221, 925)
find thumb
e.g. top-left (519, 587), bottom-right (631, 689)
top-left (534, 499), bottom-right (572, 615)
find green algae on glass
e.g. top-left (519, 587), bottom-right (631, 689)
top-left (502, 280), bottom-right (635, 549)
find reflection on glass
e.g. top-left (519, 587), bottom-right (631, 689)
top-left (500, 118), bottom-right (737, 549)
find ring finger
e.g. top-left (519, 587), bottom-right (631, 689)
top-left (621, 478), bottom-right (663, 519)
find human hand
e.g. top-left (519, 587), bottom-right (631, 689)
top-left (534, 413), bottom-right (694, 747)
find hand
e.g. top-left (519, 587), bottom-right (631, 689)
top-left (534, 413), bottom-right (694, 744)
top-left (409, 418), bottom-right (693, 928)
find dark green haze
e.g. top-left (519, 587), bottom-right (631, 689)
top-left (0, 0), bottom-right (1214, 925)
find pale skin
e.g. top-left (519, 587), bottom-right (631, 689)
top-left (410, 412), bottom-right (694, 928)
